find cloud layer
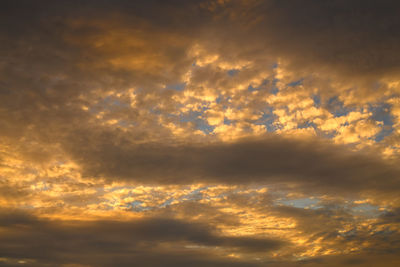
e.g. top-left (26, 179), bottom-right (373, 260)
top-left (1, 0), bottom-right (400, 266)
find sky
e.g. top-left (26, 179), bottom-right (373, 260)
top-left (1, 0), bottom-right (400, 266)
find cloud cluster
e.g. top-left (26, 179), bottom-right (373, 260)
top-left (1, 0), bottom-right (400, 266)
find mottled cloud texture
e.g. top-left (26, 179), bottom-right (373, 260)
top-left (1, 0), bottom-right (400, 266)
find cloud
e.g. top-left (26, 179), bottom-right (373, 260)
top-left (64, 134), bottom-right (400, 197)
top-left (0, 209), bottom-right (283, 266)
top-left (203, 0), bottom-right (400, 80)
top-left (1, 1), bottom-right (400, 266)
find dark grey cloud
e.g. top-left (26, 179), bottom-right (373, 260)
top-left (268, 252), bottom-right (400, 267)
top-left (203, 0), bottom-right (400, 81)
top-left (2, 204), bottom-right (399, 267)
top-left (2, 0), bottom-right (399, 85)
top-left (0, 209), bottom-right (282, 266)
top-left (64, 133), bottom-right (400, 196)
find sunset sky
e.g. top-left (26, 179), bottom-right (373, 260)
top-left (1, 1), bottom-right (400, 266)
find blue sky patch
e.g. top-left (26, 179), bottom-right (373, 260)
top-left (350, 203), bottom-right (382, 217)
top-left (369, 103), bottom-right (394, 141)
top-left (227, 69), bottom-right (240, 77)
top-left (287, 79), bottom-right (303, 87)
top-left (327, 96), bottom-right (352, 117)
top-left (312, 94), bottom-right (321, 108)
top-left (275, 197), bottom-right (319, 209)
top-left (165, 82), bottom-right (186, 91)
